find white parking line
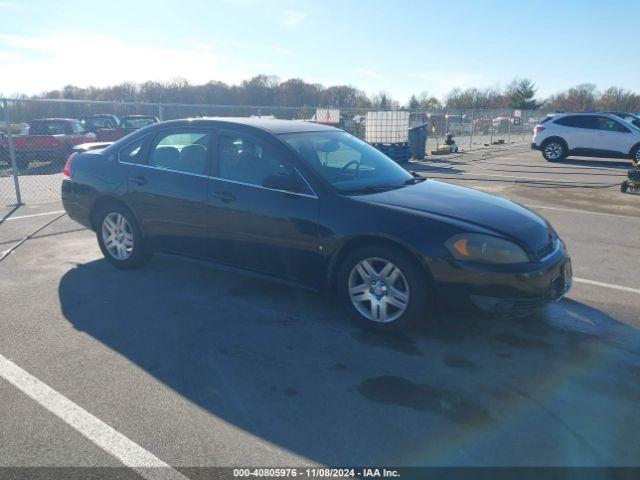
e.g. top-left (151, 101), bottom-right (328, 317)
top-left (526, 204), bottom-right (640, 221)
top-left (0, 353), bottom-right (189, 480)
top-left (574, 278), bottom-right (640, 294)
top-left (4, 210), bottom-right (65, 221)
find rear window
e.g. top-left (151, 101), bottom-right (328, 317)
top-left (29, 122), bottom-right (72, 135)
top-left (554, 115), bottom-right (596, 129)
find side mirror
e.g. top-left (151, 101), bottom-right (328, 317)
top-left (262, 172), bottom-right (303, 192)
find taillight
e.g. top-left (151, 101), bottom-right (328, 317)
top-left (63, 153), bottom-right (76, 180)
top-left (535, 126), bottom-right (545, 133)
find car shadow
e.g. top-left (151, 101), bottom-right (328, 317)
top-left (556, 158), bottom-right (631, 169)
top-left (58, 255), bottom-right (640, 466)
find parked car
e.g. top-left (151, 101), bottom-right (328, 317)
top-left (96, 115), bottom-right (159, 142)
top-left (62, 118), bottom-right (572, 331)
top-left (605, 112), bottom-right (640, 129)
top-left (80, 114), bottom-right (120, 133)
top-left (532, 113), bottom-right (640, 163)
top-left (3, 118), bottom-right (96, 170)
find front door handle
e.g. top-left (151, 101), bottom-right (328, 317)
top-left (131, 174), bottom-right (148, 186)
top-left (212, 190), bottom-right (236, 203)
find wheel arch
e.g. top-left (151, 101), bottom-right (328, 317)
top-left (326, 234), bottom-right (434, 290)
top-left (541, 136), bottom-right (568, 150)
top-left (629, 142), bottom-right (640, 158)
top-left (89, 195), bottom-right (142, 233)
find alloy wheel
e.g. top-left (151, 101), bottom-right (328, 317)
top-left (544, 142), bottom-right (563, 160)
top-left (101, 213), bottom-right (134, 260)
top-left (348, 257), bottom-right (410, 323)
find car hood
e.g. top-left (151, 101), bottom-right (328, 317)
top-left (358, 180), bottom-right (551, 249)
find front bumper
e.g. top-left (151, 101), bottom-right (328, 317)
top-left (432, 246), bottom-right (572, 315)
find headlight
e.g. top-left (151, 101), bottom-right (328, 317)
top-left (446, 233), bottom-right (530, 264)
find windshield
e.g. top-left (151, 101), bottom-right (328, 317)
top-left (122, 117), bottom-right (156, 129)
top-left (83, 117), bottom-right (114, 128)
top-left (280, 131), bottom-right (412, 193)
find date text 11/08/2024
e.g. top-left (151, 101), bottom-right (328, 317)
top-left (232, 468), bottom-right (400, 478)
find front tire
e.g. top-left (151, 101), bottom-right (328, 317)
top-left (631, 145), bottom-right (640, 165)
top-left (96, 204), bottom-right (152, 269)
top-left (336, 245), bottom-right (431, 331)
top-left (542, 139), bottom-right (567, 162)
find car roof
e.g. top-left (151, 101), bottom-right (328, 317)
top-left (154, 117), bottom-right (341, 134)
top-left (31, 118), bottom-right (78, 122)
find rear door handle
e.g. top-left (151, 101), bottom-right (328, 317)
top-left (131, 174), bottom-right (148, 186)
top-left (212, 190), bottom-right (236, 203)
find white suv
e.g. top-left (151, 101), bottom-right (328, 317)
top-left (532, 113), bottom-right (640, 162)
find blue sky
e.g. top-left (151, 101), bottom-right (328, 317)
top-left (0, 0), bottom-right (638, 102)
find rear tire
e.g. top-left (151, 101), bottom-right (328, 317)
top-left (621, 181), bottom-right (629, 193)
top-left (96, 204), bottom-right (152, 269)
top-left (16, 158), bottom-right (30, 171)
top-left (542, 139), bottom-right (567, 162)
top-left (336, 245), bottom-right (431, 332)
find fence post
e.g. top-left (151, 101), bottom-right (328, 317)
top-left (489, 109), bottom-right (494, 145)
top-left (469, 109), bottom-right (474, 151)
top-left (2, 99), bottom-right (22, 206)
top-left (158, 104), bottom-right (164, 121)
top-left (507, 112), bottom-right (512, 143)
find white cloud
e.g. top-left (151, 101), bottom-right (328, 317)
top-left (0, 33), bottom-right (250, 95)
top-left (271, 45), bottom-right (292, 55)
top-left (358, 69), bottom-right (384, 80)
top-left (0, 51), bottom-right (20, 61)
top-left (279, 10), bottom-right (306, 28)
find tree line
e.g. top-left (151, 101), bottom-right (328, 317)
top-left (6, 75), bottom-right (640, 112)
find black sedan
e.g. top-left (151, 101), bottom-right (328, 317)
top-left (62, 118), bottom-right (572, 331)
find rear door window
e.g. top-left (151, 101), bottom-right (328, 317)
top-left (554, 116), bottom-right (597, 129)
top-left (148, 130), bottom-right (211, 175)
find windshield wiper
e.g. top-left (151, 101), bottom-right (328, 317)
top-left (340, 184), bottom-right (404, 195)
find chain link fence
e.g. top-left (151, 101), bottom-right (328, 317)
top-left (0, 97), bottom-right (544, 206)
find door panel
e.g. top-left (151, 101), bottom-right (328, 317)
top-left (206, 179), bottom-right (320, 284)
top-left (125, 128), bottom-right (213, 256)
top-left (593, 116), bottom-right (635, 154)
top-left (205, 129), bottom-right (322, 286)
top-left (127, 165), bottom-right (208, 256)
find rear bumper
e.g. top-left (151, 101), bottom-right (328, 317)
top-left (531, 142), bottom-right (541, 151)
top-left (61, 180), bottom-right (93, 230)
top-left (432, 245), bottom-right (572, 315)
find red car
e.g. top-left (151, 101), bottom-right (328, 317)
top-left (3, 118), bottom-right (96, 170)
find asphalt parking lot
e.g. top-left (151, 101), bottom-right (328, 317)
top-left (1, 143), bottom-right (639, 476)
